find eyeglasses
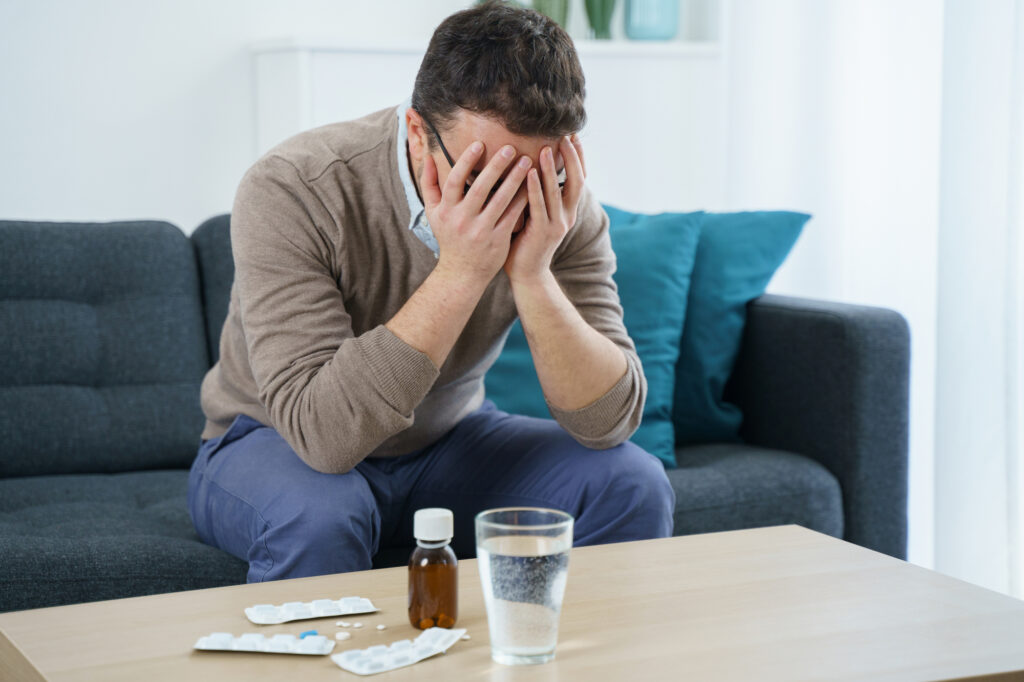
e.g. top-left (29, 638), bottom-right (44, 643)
top-left (421, 115), bottom-right (566, 199)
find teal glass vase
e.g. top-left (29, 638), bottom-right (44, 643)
top-left (624, 0), bottom-right (679, 40)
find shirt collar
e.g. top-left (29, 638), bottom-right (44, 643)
top-left (396, 97), bottom-right (439, 257)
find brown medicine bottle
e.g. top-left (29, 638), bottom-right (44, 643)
top-left (408, 508), bottom-right (458, 629)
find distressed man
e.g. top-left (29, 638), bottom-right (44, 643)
top-left (188, 1), bottom-right (674, 582)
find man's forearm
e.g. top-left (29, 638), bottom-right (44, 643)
top-left (511, 270), bottom-right (628, 410)
top-left (386, 262), bottom-right (491, 369)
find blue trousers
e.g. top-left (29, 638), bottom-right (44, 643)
top-left (187, 401), bottom-right (675, 583)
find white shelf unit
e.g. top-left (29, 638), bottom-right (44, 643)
top-left (252, 33), bottom-right (729, 213)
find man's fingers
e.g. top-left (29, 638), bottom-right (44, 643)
top-left (464, 145), bottom-right (519, 214)
top-left (482, 155), bottom-right (531, 226)
top-left (527, 168), bottom-right (548, 222)
top-left (560, 136), bottom-right (585, 209)
top-left (571, 133), bottom-right (587, 178)
top-left (495, 190), bottom-right (529, 235)
top-left (443, 140), bottom-right (484, 203)
top-left (540, 147), bottom-right (561, 214)
top-left (421, 155), bottom-right (442, 208)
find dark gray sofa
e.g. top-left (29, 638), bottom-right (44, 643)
top-left (0, 216), bottom-right (910, 613)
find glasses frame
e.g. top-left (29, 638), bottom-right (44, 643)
top-left (421, 115), bottom-right (566, 200)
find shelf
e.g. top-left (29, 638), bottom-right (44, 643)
top-left (251, 38), bottom-right (428, 55)
top-left (250, 37), bottom-right (721, 60)
top-left (252, 30), bottom-right (729, 213)
top-left (572, 39), bottom-right (720, 58)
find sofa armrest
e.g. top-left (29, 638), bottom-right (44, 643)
top-left (724, 294), bottom-right (911, 559)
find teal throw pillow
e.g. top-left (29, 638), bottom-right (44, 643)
top-left (673, 211), bottom-right (809, 446)
top-left (484, 205), bottom-right (703, 468)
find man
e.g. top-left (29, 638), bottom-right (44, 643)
top-left (188, 1), bottom-right (674, 583)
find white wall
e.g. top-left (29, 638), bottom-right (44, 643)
top-left (936, 0), bottom-right (1024, 596)
top-left (0, 0), bottom-right (464, 234)
top-left (724, 0), bottom-right (944, 574)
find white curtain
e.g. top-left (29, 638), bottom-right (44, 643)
top-left (935, 0), bottom-right (1024, 597)
top-left (723, 0), bottom-right (944, 577)
top-left (724, 0), bottom-right (1024, 596)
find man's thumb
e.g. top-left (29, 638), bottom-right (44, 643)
top-left (421, 155), bottom-right (442, 208)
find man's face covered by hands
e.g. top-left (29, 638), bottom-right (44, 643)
top-left (407, 108), bottom-right (582, 234)
top-left (406, 107), bottom-right (588, 284)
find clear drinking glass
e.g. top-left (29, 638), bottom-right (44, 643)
top-left (475, 507), bottom-right (574, 666)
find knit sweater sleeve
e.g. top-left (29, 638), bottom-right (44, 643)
top-left (543, 186), bottom-right (647, 449)
top-left (230, 154), bottom-right (440, 473)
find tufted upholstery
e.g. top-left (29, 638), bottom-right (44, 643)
top-left (0, 220), bottom-right (245, 612)
top-left (0, 221), bottom-right (209, 477)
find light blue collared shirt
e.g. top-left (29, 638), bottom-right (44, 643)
top-left (396, 97), bottom-right (440, 258)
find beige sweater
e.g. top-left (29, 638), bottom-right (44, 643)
top-left (199, 105), bottom-right (646, 473)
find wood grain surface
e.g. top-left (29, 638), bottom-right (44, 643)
top-left (1, 525), bottom-right (1023, 681)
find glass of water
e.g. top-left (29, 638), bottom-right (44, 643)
top-left (475, 507), bottom-right (574, 666)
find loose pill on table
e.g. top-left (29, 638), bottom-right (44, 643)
top-left (337, 621), bottom-right (351, 627)
top-left (335, 631), bottom-right (351, 641)
top-left (353, 622), bottom-right (363, 629)
top-left (461, 634), bottom-right (471, 640)
top-left (376, 624), bottom-right (386, 631)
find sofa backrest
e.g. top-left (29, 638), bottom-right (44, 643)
top-left (0, 221), bottom-right (210, 477)
top-left (190, 214), bottom-right (234, 364)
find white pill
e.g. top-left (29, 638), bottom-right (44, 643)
top-left (376, 624), bottom-right (386, 631)
top-left (353, 622), bottom-right (364, 629)
top-left (335, 631), bottom-right (351, 641)
top-left (337, 621), bottom-right (351, 627)
top-left (461, 634), bottom-right (471, 640)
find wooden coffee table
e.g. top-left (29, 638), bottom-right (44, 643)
top-left (2, 525), bottom-right (1023, 681)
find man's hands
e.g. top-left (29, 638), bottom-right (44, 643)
top-left (504, 134), bottom-right (587, 285)
top-left (419, 133), bottom-right (587, 287)
top-left (420, 142), bottom-right (532, 287)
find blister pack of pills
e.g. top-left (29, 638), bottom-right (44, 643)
top-left (194, 632), bottom-right (335, 655)
top-left (245, 597), bottom-right (377, 624)
top-left (330, 627), bottom-right (467, 675)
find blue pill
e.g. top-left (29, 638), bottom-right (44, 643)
top-left (299, 630), bottom-right (317, 638)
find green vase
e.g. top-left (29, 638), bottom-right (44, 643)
top-left (585, 0), bottom-right (617, 39)
top-left (532, 0), bottom-right (569, 28)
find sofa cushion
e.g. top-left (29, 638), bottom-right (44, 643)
top-left (191, 214), bottom-right (235, 364)
top-left (0, 220), bottom-right (209, 476)
top-left (668, 443), bottom-right (843, 538)
top-left (673, 211), bottom-right (809, 447)
top-left (0, 470), bottom-right (247, 612)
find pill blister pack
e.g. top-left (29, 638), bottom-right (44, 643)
top-left (330, 627), bottom-right (467, 675)
top-left (245, 597), bottom-right (377, 624)
top-left (194, 632), bottom-right (335, 655)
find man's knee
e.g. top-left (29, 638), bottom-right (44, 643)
top-left (286, 477), bottom-right (379, 544)
top-left (585, 440), bottom-right (675, 538)
top-left (250, 471), bottom-right (381, 581)
top-left (615, 442), bottom-right (674, 506)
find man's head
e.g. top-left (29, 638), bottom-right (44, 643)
top-left (406, 1), bottom-right (586, 218)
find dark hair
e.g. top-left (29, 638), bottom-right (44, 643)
top-left (412, 0), bottom-right (586, 150)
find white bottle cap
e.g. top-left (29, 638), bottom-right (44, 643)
top-left (414, 508), bottom-right (454, 542)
